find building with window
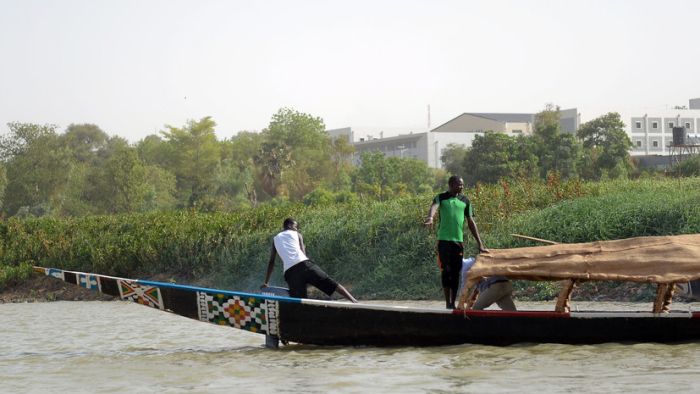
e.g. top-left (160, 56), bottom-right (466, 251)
top-left (329, 98), bottom-right (700, 170)
top-left (328, 113), bottom-right (533, 169)
top-left (560, 98), bottom-right (700, 156)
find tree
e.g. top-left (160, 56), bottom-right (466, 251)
top-left (328, 136), bottom-right (356, 192)
top-left (576, 112), bottom-right (633, 179)
top-left (141, 165), bottom-right (178, 211)
top-left (333, 165), bottom-right (354, 192)
top-left (161, 116), bottom-right (221, 205)
top-left (209, 159), bottom-right (254, 209)
top-left (223, 131), bottom-right (264, 171)
top-left (354, 150), bottom-right (401, 201)
top-left (532, 124), bottom-right (580, 179)
top-left (329, 136), bottom-right (355, 178)
top-left (60, 123), bottom-right (109, 165)
top-left (0, 163), bottom-right (6, 212)
top-left (212, 131), bottom-right (265, 203)
top-left (672, 154), bottom-right (700, 177)
top-left (102, 147), bottom-right (149, 213)
top-left (399, 157), bottom-right (435, 192)
top-left (0, 122), bottom-right (72, 216)
top-left (55, 162), bottom-right (102, 217)
top-left (283, 162), bottom-right (318, 201)
top-left (263, 108), bottom-right (328, 151)
top-left (441, 143), bottom-right (468, 177)
top-left (253, 141), bottom-right (293, 198)
top-left (256, 108), bottom-right (332, 201)
top-left (301, 188), bottom-right (336, 206)
top-left (352, 150), bottom-right (431, 201)
top-left (533, 103), bottom-right (561, 132)
top-left (0, 122), bottom-right (58, 160)
top-left (137, 134), bottom-right (175, 168)
top-left (462, 131), bottom-right (538, 185)
top-left (294, 146), bottom-right (334, 192)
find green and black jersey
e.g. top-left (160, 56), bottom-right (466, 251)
top-left (433, 192), bottom-right (474, 242)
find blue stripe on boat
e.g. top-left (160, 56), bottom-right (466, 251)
top-left (136, 280), bottom-right (303, 303)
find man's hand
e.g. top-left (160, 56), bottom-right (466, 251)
top-left (424, 203), bottom-right (438, 228)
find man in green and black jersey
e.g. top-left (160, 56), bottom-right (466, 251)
top-left (424, 175), bottom-right (487, 309)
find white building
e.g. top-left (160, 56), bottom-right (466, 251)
top-left (560, 101), bottom-right (700, 156)
top-left (328, 113), bottom-right (533, 169)
top-left (329, 98), bottom-right (700, 170)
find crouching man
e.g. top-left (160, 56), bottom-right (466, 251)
top-left (262, 218), bottom-right (358, 303)
top-left (460, 257), bottom-right (516, 311)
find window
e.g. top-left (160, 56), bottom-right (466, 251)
top-left (669, 122), bottom-right (675, 128)
top-left (686, 122), bottom-right (692, 129)
top-left (512, 129), bottom-right (523, 134)
top-left (636, 140), bottom-right (642, 148)
top-left (652, 122), bottom-right (658, 129)
top-left (635, 121), bottom-right (642, 129)
top-left (652, 141), bottom-right (659, 148)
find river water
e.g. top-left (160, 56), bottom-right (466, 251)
top-left (3, 300), bottom-right (700, 393)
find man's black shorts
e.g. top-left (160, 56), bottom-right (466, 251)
top-left (437, 241), bottom-right (463, 289)
top-left (284, 260), bottom-right (339, 299)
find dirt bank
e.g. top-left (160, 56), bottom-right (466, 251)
top-left (0, 275), bottom-right (115, 303)
top-left (0, 273), bottom-right (205, 303)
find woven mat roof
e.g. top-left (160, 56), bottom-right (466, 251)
top-left (464, 234), bottom-right (700, 289)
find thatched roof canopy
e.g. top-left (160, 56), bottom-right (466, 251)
top-left (463, 234), bottom-right (700, 290)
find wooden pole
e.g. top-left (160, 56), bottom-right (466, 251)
top-left (510, 234), bottom-right (560, 245)
top-left (555, 279), bottom-right (577, 313)
top-left (653, 284), bottom-right (668, 313)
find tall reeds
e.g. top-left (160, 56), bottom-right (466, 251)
top-left (2, 176), bottom-right (699, 300)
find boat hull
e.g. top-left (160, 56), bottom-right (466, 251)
top-left (279, 301), bottom-right (700, 346)
top-left (32, 267), bottom-right (700, 347)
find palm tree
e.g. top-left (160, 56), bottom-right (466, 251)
top-left (253, 141), bottom-right (293, 198)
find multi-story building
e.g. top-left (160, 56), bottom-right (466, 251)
top-left (329, 98), bottom-right (700, 170)
top-left (560, 102), bottom-right (700, 156)
top-left (328, 113), bottom-right (533, 169)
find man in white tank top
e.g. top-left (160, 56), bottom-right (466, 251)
top-left (263, 218), bottom-right (358, 303)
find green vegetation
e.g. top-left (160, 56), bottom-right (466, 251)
top-left (0, 109), bottom-right (441, 219)
top-left (2, 104), bottom-right (699, 302)
top-left (446, 105), bottom-right (635, 186)
top-left (2, 177), bottom-right (699, 301)
top-left (0, 104), bottom-right (666, 221)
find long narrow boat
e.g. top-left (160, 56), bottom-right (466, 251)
top-left (33, 233), bottom-right (700, 347)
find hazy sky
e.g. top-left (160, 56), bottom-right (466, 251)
top-left (1, 0), bottom-right (699, 142)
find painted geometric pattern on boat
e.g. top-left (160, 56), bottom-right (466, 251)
top-left (77, 273), bottom-right (101, 291)
top-left (46, 268), bottom-right (65, 281)
top-left (197, 292), bottom-right (268, 334)
top-left (118, 280), bottom-right (164, 310)
top-left (35, 267), bottom-right (100, 292)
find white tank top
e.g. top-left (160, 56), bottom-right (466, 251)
top-left (273, 230), bottom-right (309, 272)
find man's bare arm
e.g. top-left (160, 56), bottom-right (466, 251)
top-left (262, 241), bottom-right (277, 287)
top-left (423, 203), bottom-right (439, 227)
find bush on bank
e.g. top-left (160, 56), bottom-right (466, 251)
top-left (1, 176), bottom-right (699, 301)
